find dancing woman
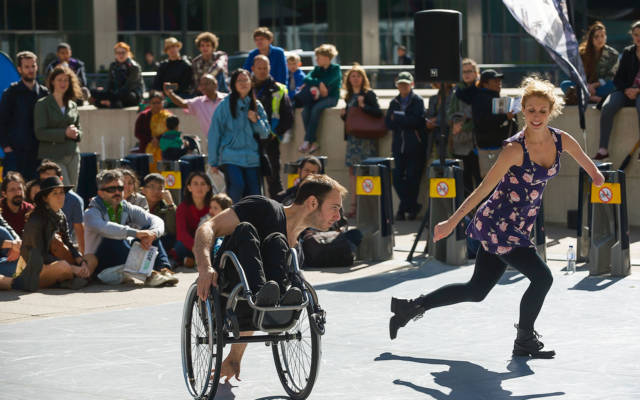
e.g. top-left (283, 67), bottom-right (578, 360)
top-left (389, 76), bottom-right (605, 358)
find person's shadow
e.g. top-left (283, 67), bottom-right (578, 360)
top-left (375, 352), bottom-right (564, 399)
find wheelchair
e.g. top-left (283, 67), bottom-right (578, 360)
top-left (181, 248), bottom-right (326, 400)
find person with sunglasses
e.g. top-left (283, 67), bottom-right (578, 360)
top-left (84, 169), bottom-right (176, 287)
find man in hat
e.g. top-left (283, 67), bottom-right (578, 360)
top-left (153, 37), bottom-right (193, 100)
top-left (385, 71), bottom-right (427, 221)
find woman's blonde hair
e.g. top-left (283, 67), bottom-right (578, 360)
top-left (343, 63), bottom-right (371, 102)
top-left (314, 44), bottom-right (338, 60)
top-left (520, 75), bottom-right (564, 120)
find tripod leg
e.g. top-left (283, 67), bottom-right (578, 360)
top-left (407, 202), bottom-right (430, 262)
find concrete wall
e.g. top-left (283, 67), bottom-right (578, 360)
top-left (77, 101), bottom-right (640, 227)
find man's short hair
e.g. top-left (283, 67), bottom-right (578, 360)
top-left (166, 115), bottom-right (180, 130)
top-left (37, 159), bottom-right (63, 177)
top-left (142, 173), bottom-right (165, 187)
top-left (16, 51), bottom-right (37, 68)
top-left (253, 27), bottom-right (274, 41)
top-left (1, 171), bottom-right (25, 193)
top-left (299, 156), bottom-right (322, 172)
top-left (293, 174), bottom-right (347, 206)
top-left (96, 169), bottom-right (123, 188)
top-left (253, 54), bottom-right (270, 66)
top-left (195, 32), bottom-right (219, 50)
top-left (286, 52), bottom-right (301, 63)
top-left (57, 42), bottom-right (71, 51)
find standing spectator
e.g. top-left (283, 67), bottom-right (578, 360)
top-left (34, 66), bottom-right (83, 188)
top-left (425, 82), bottom-right (454, 160)
top-left (44, 42), bottom-right (88, 89)
top-left (0, 51), bottom-right (48, 180)
top-left (286, 52), bottom-right (306, 101)
top-left (299, 44), bottom-right (342, 154)
top-left (242, 27), bottom-right (288, 85)
top-left (207, 69), bottom-right (270, 202)
top-left (133, 91), bottom-right (172, 170)
top-left (0, 213), bottom-right (21, 291)
top-left (340, 64), bottom-right (382, 218)
top-left (153, 37), bottom-right (193, 99)
top-left (192, 32), bottom-right (229, 93)
top-left (252, 55), bottom-right (294, 197)
top-left (142, 50), bottom-right (159, 72)
top-left (397, 45), bottom-right (413, 65)
top-left (37, 160), bottom-right (85, 253)
top-left (121, 169), bottom-right (148, 210)
top-left (164, 74), bottom-right (227, 149)
top-left (448, 59), bottom-right (482, 196)
top-left (385, 71), bottom-right (426, 221)
top-left (175, 172), bottom-right (213, 268)
top-left (593, 20), bottom-right (640, 160)
top-left (141, 173), bottom-right (176, 260)
top-left (91, 42), bottom-right (143, 108)
top-left (1, 172), bottom-right (34, 236)
top-left (83, 170), bottom-right (176, 286)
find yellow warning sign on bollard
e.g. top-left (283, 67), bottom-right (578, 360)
top-left (287, 174), bottom-right (299, 188)
top-left (429, 178), bottom-right (456, 198)
top-left (356, 176), bottom-right (381, 196)
top-left (590, 183), bottom-right (621, 204)
top-left (161, 171), bottom-right (182, 189)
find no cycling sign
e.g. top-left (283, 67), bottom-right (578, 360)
top-left (430, 178), bottom-right (456, 198)
top-left (591, 183), bottom-right (621, 204)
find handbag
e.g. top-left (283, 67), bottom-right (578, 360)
top-left (345, 106), bottom-right (388, 139)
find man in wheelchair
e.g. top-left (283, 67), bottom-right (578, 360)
top-left (194, 173), bottom-right (345, 382)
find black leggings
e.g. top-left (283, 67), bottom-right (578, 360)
top-left (416, 246), bottom-right (553, 330)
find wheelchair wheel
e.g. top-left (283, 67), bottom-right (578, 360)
top-left (181, 283), bottom-right (224, 399)
top-left (272, 282), bottom-right (321, 399)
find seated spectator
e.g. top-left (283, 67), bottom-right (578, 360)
top-left (141, 173), bottom-right (177, 260)
top-left (121, 168), bottom-right (148, 210)
top-left (385, 71), bottom-right (426, 221)
top-left (142, 50), bottom-right (159, 72)
top-left (243, 27), bottom-right (288, 85)
top-left (561, 21), bottom-right (619, 104)
top-left (594, 20), bottom-right (640, 160)
top-left (160, 115), bottom-right (197, 160)
top-left (44, 42), bottom-right (88, 96)
top-left (1, 172), bottom-right (34, 236)
top-left (164, 74), bottom-right (227, 148)
top-left (153, 37), bottom-right (193, 100)
top-left (134, 90), bottom-right (172, 171)
top-left (199, 193), bottom-right (232, 259)
top-left (299, 44), bottom-right (341, 154)
top-left (25, 179), bottom-right (40, 204)
top-left (10, 176), bottom-right (98, 292)
top-left (91, 42), bottom-right (143, 108)
top-left (192, 32), bottom-right (229, 93)
top-left (0, 214), bottom-right (21, 290)
top-left (37, 160), bottom-right (85, 253)
top-left (340, 64), bottom-right (383, 218)
top-left (397, 45), bottom-right (413, 65)
top-left (273, 156), bottom-right (322, 204)
top-left (176, 171), bottom-right (213, 268)
top-left (286, 52), bottom-right (306, 101)
top-left (84, 169), bottom-right (176, 287)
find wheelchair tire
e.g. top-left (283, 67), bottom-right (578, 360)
top-left (181, 283), bottom-right (224, 400)
top-left (272, 281), bottom-right (321, 399)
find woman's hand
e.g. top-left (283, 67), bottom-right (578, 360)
top-left (592, 170), bottom-right (605, 187)
top-left (65, 125), bottom-right (79, 139)
top-left (319, 82), bottom-right (328, 97)
top-left (357, 95), bottom-right (365, 108)
top-left (433, 219), bottom-right (455, 242)
top-left (247, 110), bottom-right (258, 123)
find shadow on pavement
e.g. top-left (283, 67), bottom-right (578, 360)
top-left (569, 275), bottom-right (625, 291)
top-left (375, 352), bottom-right (564, 400)
top-left (497, 270), bottom-right (526, 286)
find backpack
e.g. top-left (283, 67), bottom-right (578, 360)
top-left (301, 230), bottom-right (355, 268)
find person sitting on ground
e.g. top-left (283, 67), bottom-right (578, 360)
top-left (91, 42), bottom-right (143, 108)
top-left (199, 193), bottom-right (233, 259)
top-left (160, 115), bottom-right (196, 161)
top-left (593, 20), bottom-right (640, 161)
top-left (1, 172), bottom-right (34, 237)
top-left (134, 90), bottom-right (173, 171)
top-left (153, 37), bottom-right (193, 100)
top-left (243, 27), bottom-right (288, 85)
top-left (299, 44), bottom-right (341, 154)
top-left (10, 176), bottom-right (98, 292)
top-left (83, 169), bottom-right (176, 287)
top-left (194, 174), bottom-right (346, 382)
top-left (141, 173), bottom-right (176, 262)
top-left (44, 42), bottom-right (88, 92)
top-left (0, 214), bottom-right (22, 290)
top-left (25, 179), bottom-right (40, 204)
top-left (286, 52), bottom-right (306, 102)
top-left (37, 160), bottom-right (85, 253)
top-left (272, 156), bottom-right (323, 205)
top-left (176, 171), bottom-right (213, 268)
top-left (121, 168), bottom-right (148, 210)
top-left (192, 32), bottom-right (229, 93)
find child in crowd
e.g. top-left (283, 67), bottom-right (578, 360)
top-left (160, 115), bottom-right (194, 160)
top-left (286, 52), bottom-right (306, 102)
top-left (198, 193), bottom-right (233, 258)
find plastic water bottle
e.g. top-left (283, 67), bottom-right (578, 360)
top-left (566, 245), bottom-right (576, 274)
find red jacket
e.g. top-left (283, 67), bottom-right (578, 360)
top-left (134, 108), bottom-right (153, 152)
top-left (176, 202), bottom-right (209, 250)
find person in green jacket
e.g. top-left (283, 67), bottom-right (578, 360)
top-left (34, 66), bottom-right (83, 188)
top-left (299, 44), bottom-right (341, 154)
top-left (160, 115), bottom-right (190, 160)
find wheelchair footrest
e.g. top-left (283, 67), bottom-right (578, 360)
top-left (253, 309), bottom-right (302, 332)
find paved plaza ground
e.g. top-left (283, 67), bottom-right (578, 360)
top-left (1, 221), bottom-right (639, 399)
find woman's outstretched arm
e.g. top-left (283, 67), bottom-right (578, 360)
top-left (561, 132), bottom-right (605, 186)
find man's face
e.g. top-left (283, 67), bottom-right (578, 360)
top-left (57, 48), bottom-right (71, 62)
top-left (3, 181), bottom-right (24, 207)
top-left (396, 82), bottom-right (412, 97)
top-left (299, 162), bottom-right (320, 181)
top-left (308, 189), bottom-right (343, 231)
top-left (252, 59), bottom-right (270, 82)
top-left (485, 78), bottom-right (502, 92)
top-left (17, 58), bottom-right (37, 82)
top-left (199, 41), bottom-right (214, 57)
top-left (198, 76), bottom-right (218, 97)
top-left (397, 48), bottom-right (406, 57)
top-left (98, 179), bottom-right (124, 208)
top-left (39, 168), bottom-right (58, 180)
top-left (287, 59), bottom-right (299, 73)
top-left (142, 180), bottom-right (164, 205)
top-left (254, 35), bottom-right (271, 52)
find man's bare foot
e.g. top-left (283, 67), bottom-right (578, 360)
top-left (211, 356), bottom-right (241, 383)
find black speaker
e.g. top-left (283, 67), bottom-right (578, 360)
top-left (414, 9), bottom-right (462, 82)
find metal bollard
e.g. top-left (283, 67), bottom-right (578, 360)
top-left (156, 160), bottom-right (187, 204)
top-left (355, 157), bottom-right (394, 261)
top-left (78, 152), bottom-right (99, 204)
top-left (427, 159), bottom-right (466, 265)
top-left (576, 162), bottom-right (612, 262)
top-left (588, 169), bottom-right (630, 276)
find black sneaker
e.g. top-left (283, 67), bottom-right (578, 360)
top-left (255, 280), bottom-right (280, 306)
top-left (389, 297), bottom-right (425, 340)
top-left (280, 287), bottom-right (303, 306)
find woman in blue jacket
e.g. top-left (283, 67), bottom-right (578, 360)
top-left (208, 69), bottom-right (270, 202)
